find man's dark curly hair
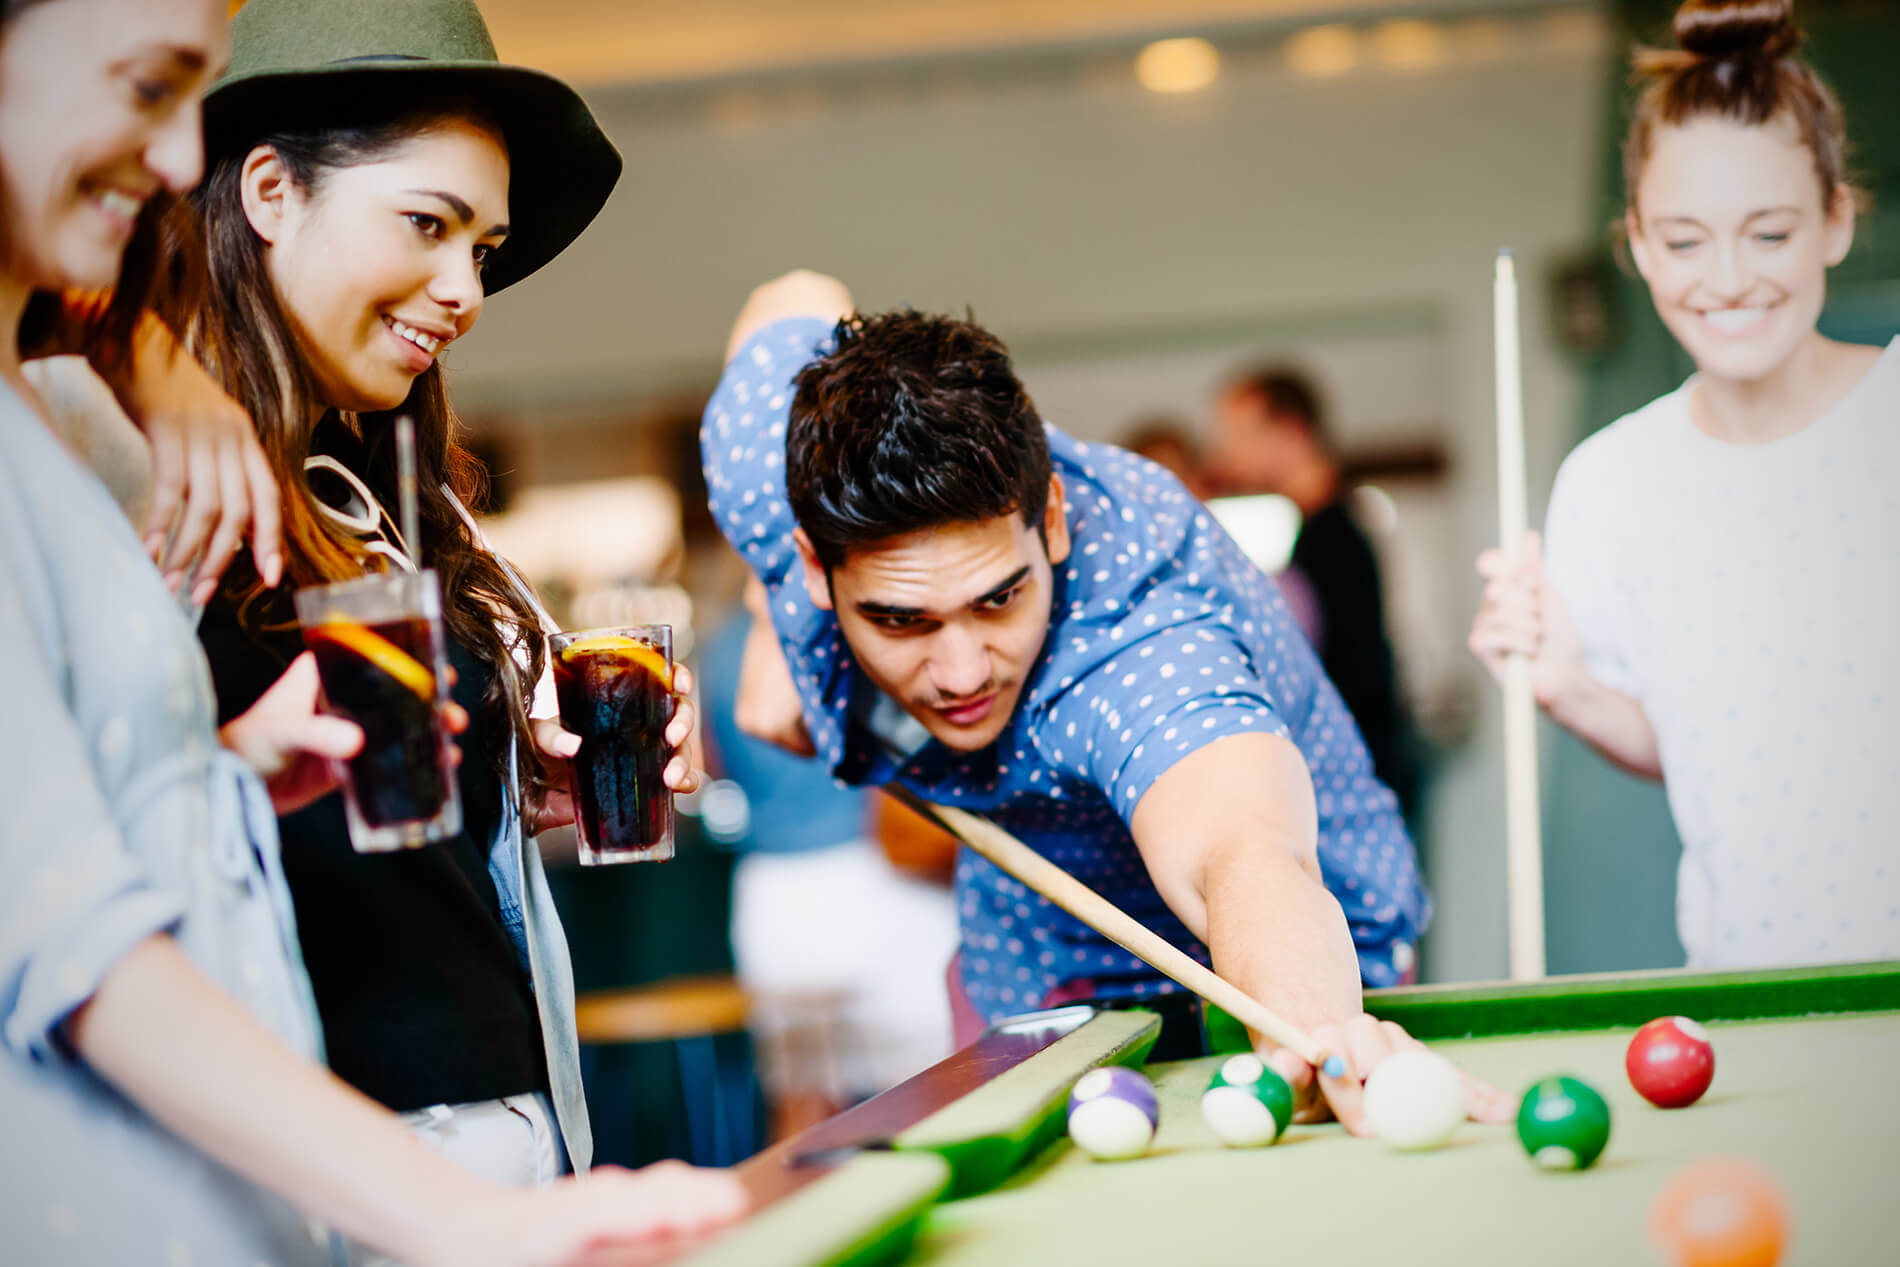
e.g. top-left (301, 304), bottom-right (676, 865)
top-left (787, 310), bottom-right (1052, 571)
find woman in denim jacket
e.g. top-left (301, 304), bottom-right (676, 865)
top-left (0, 1), bottom-right (738, 1264)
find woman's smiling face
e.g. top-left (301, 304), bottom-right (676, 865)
top-left (1628, 113), bottom-right (1854, 387)
top-left (245, 115), bottom-right (510, 412)
top-left (0, 0), bottom-right (225, 292)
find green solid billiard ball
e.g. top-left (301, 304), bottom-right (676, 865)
top-left (1200, 1054), bottom-right (1294, 1147)
top-left (1516, 1075), bottom-right (1611, 1171)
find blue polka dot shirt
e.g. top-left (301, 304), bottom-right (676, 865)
top-left (703, 317), bottom-right (1429, 1021)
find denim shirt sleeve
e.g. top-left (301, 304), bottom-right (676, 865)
top-left (701, 315), bottom-right (836, 592)
top-left (487, 743), bottom-right (592, 1173)
top-left (701, 315), bottom-right (861, 769)
top-left (0, 490), bottom-right (182, 1062)
top-left (1035, 628), bottom-right (1290, 826)
top-left (487, 748), bottom-right (530, 964)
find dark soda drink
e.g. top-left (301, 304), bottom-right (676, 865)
top-left (295, 569), bottom-right (459, 851)
top-left (552, 628), bottom-right (675, 862)
top-left (305, 617), bottom-right (449, 827)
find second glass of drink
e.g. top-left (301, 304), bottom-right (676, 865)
top-left (552, 624), bottom-right (677, 864)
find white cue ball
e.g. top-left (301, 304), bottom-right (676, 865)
top-left (1362, 1049), bottom-right (1465, 1151)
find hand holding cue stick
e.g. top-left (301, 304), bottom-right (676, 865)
top-left (885, 786), bottom-right (1344, 1077)
top-left (1494, 248), bottom-right (1548, 981)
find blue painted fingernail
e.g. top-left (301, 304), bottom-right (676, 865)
top-left (1322, 1056), bottom-right (1346, 1079)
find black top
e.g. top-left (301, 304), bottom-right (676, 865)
top-left (198, 422), bottom-right (548, 1112)
top-left (1289, 500), bottom-right (1417, 816)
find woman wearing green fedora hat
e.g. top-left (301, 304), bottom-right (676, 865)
top-left (0, 0), bottom-right (742, 1264)
top-left (180, 0), bottom-right (715, 1233)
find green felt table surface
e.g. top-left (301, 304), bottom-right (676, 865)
top-left (677, 1154), bottom-right (952, 1267)
top-left (670, 965), bottom-right (1900, 1267)
top-left (904, 1012), bottom-right (1900, 1266)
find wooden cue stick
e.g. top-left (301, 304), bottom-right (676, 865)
top-left (1494, 248), bottom-right (1548, 981)
top-left (886, 786), bottom-right (1336, 1071)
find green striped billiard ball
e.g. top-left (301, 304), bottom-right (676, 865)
top-left (1516, 1075), bottom-right (1611, 1171)
top-left (1200, 1054), bottom-right (1294, 1147)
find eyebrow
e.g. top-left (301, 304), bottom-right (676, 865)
top-left (854, 566), bottom-right (1032, 620)
top-left (1653, 207), bottom-right (1802, 228)
top-left (114, 47), bottom-right (213, 74)
top-left (405, 188), bottom-right (509, 238)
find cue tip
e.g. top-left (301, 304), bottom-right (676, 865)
top-left (1321, 1054), bottom-right (1346, 1079)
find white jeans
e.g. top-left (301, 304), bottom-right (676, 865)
top-left (348, 1093), bottom-right (560, 1267)
top-left (733, 839), bottom-right (958, 1102)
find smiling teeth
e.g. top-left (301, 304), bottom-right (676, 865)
top-left (1704, 308), bottom-right (1767, 334)
top-left (388, 319), bottom-right (441, 354)
top-left (96, 188), bottom-right (142, 220)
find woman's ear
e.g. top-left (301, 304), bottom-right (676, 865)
top-left (238, 144), bottom-right (295, 246)
top-left (1623, 209), bottom-right (1654, 285)
top-left (1821, 182), bottom-right (1857, 268)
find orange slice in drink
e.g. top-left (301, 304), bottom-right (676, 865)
top-left (309, 619), bottom-right (436, 699)
top-left (558, 632), bottom-right (672, 690)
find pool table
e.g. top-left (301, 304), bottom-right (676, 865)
top-left (658, 961), bottom-right (1900, 1266)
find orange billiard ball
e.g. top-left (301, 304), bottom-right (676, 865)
top-left (1649, 1157), bottom-right (1788, 1267)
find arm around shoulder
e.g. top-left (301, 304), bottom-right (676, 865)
top-left (724, 270), bottom-right (854, 364)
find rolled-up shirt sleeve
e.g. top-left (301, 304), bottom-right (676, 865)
top-left (1036, 627), bottom-right (1290, 827)
top-left (0, 547), bottom-right (181, 1063)
top-left (700, 316), bottom-right (862, 763)
top-left (700, 315), bottom-right (838, 593)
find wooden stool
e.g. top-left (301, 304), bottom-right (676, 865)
top-left (576, 975), bottom-right (758, 1166)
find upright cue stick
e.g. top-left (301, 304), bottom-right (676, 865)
top-left (887, 787), bottom-right (1342, 1075)
top-left (1494, 248), bottom-right (1548, 981)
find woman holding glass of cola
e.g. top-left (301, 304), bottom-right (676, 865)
top-left (184, 0), bottom-right (708, 1227)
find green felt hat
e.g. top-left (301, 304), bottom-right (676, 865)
top-left (205, 0), bottom-right (622, 293)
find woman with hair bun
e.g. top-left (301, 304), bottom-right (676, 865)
top-left (1469, 0), bottom-right (1898, 969)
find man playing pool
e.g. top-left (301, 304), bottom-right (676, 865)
top-left (703, 271), bottom-right (1512, 1131)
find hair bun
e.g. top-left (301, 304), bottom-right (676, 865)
top-left (1674, 0), bottom-right (1800, 61)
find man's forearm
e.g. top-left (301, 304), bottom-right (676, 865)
top-left (1202, 842), bottom-right (1364, 1040)
top-left (1131, 732), bottom-right (1362, 1039)
top-left (724, 271), bottom-right (853, 364)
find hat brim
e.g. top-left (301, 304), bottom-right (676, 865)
top-left (204, 61), bottom-right (622, 294)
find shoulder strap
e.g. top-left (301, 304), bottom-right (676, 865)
top-left (303, 454), bottom-right (417, 573)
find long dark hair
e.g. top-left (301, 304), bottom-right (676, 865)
top-left (188, 100), bottom-right (548, 794)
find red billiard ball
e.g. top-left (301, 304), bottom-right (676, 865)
top-left (1627, 1016), bottom-right (1715, 1108)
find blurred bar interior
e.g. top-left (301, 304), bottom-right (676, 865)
top-left (442, 0), bottom-right (1900, 1166)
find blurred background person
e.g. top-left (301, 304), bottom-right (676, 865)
top-left (1210, 367), bottom-right (1419, 822)
top-left (1122, 413), bottom-right (1211, 499)
top-left (701, 579), bottom-right (959, 1140)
